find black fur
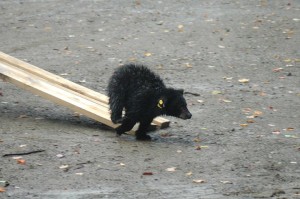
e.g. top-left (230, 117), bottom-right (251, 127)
top-left (108, 64), bottom-right (192, 140)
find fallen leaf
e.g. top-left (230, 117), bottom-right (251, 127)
top-left (220, 180), bottom-right (233, 184)
top-left (212, 90), bottom-right (222, 95)
top-left (128, 57), bottom-right (137, 62)
top-left (253, 111), bottom-right (263, 116)
top-left (238, 78), bottom-right (250, 83)
top-left (246, 120), bottom-right (255, 123)
top-left (59, 165), bottom-right (69, 169)
top-left (186, 171), bottom-right (193, 176)
top-left (272, 130), bottom-right (281, 135)
top-left (286, 127), bottom-right (294, 131)
top-left (273, 67), bottom-right (283, 72)
top-left (144, 52), bottom-right (152, 57)
top-left (283, 58), bottom-right (292, 63)
top-left (223, 77), bottom-right (233, 81)
top-left (184, 63), bottom-right (192, 68)
top-left (0, 187), bottom-right (5, 192)
top-left (56, 154), bottom-right (64, 158)
top-left (166, 167), bottom-right (176, 172)
top-left (18, 115), bottom-right (29, 119)
top-left (284, 135), bottom-right (298, 138)
top-left (242, 108), bottom-right (252, 113)
top-left (193, 179), bottom-right (206, 183)
top-left (142, 172), bottom-right (153, 175)
top-left (222, 99), bottom-right (232, 103)
top-left (12, 156), bottom-right (23, 160)
top-left (178, 24), bottom-right (184, 32)
top-left (195, 145), bottom-right (201, 150)
top-left (259, 91), bottom-right (266, 96)
top-left (240, 124), bottom-right (248, 127)
top-left (17, 159), bottom-right (26, 165)
top-left (78, 79), bottom-right (86, 83)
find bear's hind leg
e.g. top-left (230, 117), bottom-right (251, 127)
top-left (116, 117), bottom-right (136, 136)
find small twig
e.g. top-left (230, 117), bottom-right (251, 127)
top-left (2, 150), bottom-right (45, 157)
top-left (76, 160), bottom-right (93, 166)
top-left (184, 91), bottom-right (200, 96)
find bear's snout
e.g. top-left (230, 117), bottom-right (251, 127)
top-left (179, 108), bottom-right (192, 120)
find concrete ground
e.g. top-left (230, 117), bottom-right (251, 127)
top-left (0, 0), bottom-right (299, 198)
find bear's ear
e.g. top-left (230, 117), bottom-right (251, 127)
top-left (177, 89), bottom-right (184, 95)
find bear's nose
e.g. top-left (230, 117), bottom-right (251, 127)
top-left (186, 112), bottom-right (192, 119)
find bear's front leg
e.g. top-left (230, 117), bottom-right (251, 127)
top-left (135, 118), bottom-right (153, 140)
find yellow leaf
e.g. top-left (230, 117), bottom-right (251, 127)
top-left (184, 63), bottom-right (192, 68)
top-left (253, 111), bottom-right (263, 116)
top-left (177, 25), bottom-right (184, 32)
top-left (222, 99), bottom-right (232, 103)
top-left (144, 52), bottom-right (152, 57)
top-left (59, 165), bottom-right (69, 169)
top-left (212, 90), bottom-right (222, 95)
top-left (193, 179), bottom-right (206, 183)
top-left (240, 124), bottom-right (248, 127)
top-left (186, 171), bottom-right (193, 176)
top-left (238, 78), bottom-right (250, 83)
top-left (286, 127), bottom-right (294, 131)
top-left (283, 58), bottom-right (292, 62)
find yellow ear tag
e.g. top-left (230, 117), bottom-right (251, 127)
top-left (157, 99), bottom-right (164, 109)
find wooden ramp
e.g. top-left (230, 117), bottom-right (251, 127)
top-left (0, 51), bottom-right (170, 130)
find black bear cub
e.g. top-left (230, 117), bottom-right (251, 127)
top-left (108, 64), bottom-right (192, 140)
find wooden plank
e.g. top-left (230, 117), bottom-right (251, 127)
top-left (0, 51), bottom-right (169, 128)
top-left (0, 61), bottom-right (118, 128)
top-left (0, 51), bottom-right (109, 104)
